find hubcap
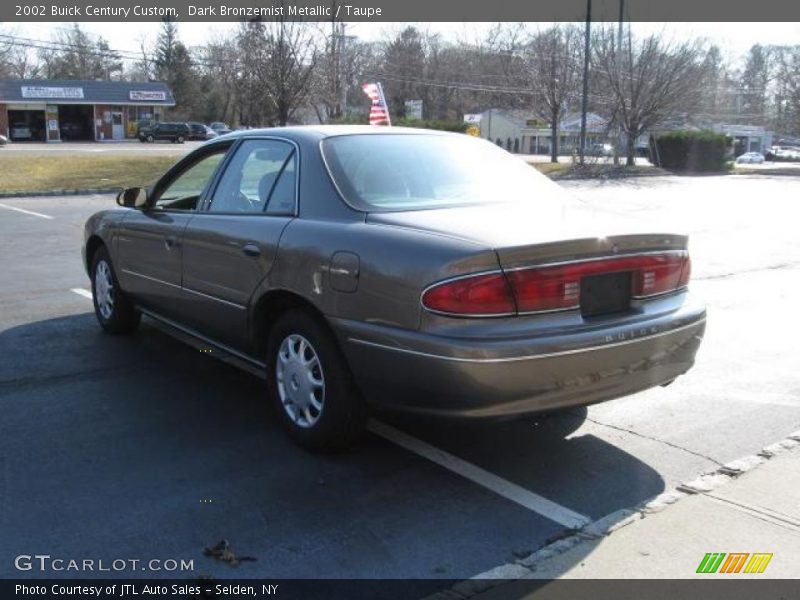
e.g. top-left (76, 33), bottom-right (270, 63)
top-left (94, 260), bottom-right (114, 320)
top-left (276, 334), bottom-right (325, 428)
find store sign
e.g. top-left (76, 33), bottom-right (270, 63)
top-left (21, 86), bottom-right (84, 99)
top-left (404, 99), bottom-right (423, 120)
top-left (463, 114), bottom-right (482, 123)
top-left (129, 91), bottom-right (167, 101)
top-left (526, 119), bottom-right (547, 127)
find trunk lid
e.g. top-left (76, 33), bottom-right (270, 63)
top-left (366, 200), bottom-right (687, 270)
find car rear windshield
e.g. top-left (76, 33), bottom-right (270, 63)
top-left (321, 133), bottom-right (557, 212)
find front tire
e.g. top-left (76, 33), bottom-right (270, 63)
top-left (91, 247), bottom-right (140, 334)
top-left (146, 134), bottom-right (154, 143)
top-left (176, 135), bottom-right (185, 144)
top-left (266, 309), bottom-right (366, 451)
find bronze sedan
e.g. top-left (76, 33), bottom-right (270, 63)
top-left (83, 127), bottom-right (706, 450)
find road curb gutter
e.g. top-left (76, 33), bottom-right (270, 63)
top-left (421, 429), bottom-right (800, 600)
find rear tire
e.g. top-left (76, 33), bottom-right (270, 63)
top-left (266, 309), bottom-right (366, 452)
top-left (146, 134), bottom-right (154, 143)
top-left (90, 246), bottom-right (140, 334)
top-left (177, 135), bottom-right (185, 144)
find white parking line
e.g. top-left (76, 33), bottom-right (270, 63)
top-left (368, 419), bottom-right (592, 529)
top-left (71, 288), bottom-right (93, 300)
top-left (0, 202), bottom-right (55, 220)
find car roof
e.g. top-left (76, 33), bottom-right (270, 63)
top-left (216, 125), bottom-right (457, 143)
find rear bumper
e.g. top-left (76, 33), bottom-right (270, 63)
top-left (332, 296), bottom-right (706, 418)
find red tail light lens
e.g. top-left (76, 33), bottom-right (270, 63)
top-left (422, 272), bottom-right (515, 316)
top-left (505, 266), bottom-right (581, 313)
top-left (422, 252), bottom-right (690, 317)
top-left (678, 255), bottom-right (692, 289)
top-left (630, 253), bottom-right (689, 298)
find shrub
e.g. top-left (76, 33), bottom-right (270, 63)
top-left (651, 130), bottom-right (731, 172)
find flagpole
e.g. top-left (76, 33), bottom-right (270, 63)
top-left (377, 81), bottom-right (392, 126)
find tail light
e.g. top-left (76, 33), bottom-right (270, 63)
top-left (422, 251), bottom-right (690, 317)
top-left (421, 272), bottom-right (516, 316)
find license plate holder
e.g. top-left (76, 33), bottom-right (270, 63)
top-left (580, 271), bottom-right (632, 317)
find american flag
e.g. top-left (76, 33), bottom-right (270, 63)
top-left (362, 82), bottom-right (391, 126)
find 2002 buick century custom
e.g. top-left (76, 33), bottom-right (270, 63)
top-left (83, 126), bottom-right (705, 450)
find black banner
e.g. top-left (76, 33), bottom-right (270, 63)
top-left (4, 0), bottom-right (800, 22)
top-left (4, 579), bottom-right (800, 600)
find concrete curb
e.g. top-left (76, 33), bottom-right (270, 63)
top-left (0, 188), bottom-right (121, 199)
top-left (422, 428), bottom-right (800, 600)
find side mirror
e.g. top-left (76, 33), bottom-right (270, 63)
top-left (116, 187), bottom-right (148, 209)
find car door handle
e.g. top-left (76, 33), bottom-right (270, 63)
top-left (164, 235), bottom-right (178, 249)
top-left (241, 243), bottom-right (261, 258)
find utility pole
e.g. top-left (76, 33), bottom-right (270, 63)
top-left (613, 0), bottom-right (624, 165)
top-left (579, 0), bottom-right (591, 165)
top-left (339, 21), bottom-right (347, 119)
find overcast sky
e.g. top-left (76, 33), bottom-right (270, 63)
top-left (8, 21), bottom-right (800, 64)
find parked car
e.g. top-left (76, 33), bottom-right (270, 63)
top-left (736, 152), bottom-right (765, 164)
top-left (769, 146), bottom-right (800, 162)
top-left (10, 123), bottom-right (32, 141)
top-left (59, 122), bottom-right (85, 141)
top-left (0, 134), bottom-right (7, 146)
top-left (135, 119), bottom-right (156, 134)
top-left (209, 121), bottom-right (232, 135)
top-left (187, 122), bottom-right (218, 141)
top-left (590, 143), bottom-right (614, 157)
top-left (83, 127), bottom-right (706, 451)
top-left (138, 122), bottom-right (190, 144)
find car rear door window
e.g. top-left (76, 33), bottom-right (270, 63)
top-left (209, 139), bottom-right (296, 215)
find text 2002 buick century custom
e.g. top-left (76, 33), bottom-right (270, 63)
top-left (83, 127), bottom-right (705, 450)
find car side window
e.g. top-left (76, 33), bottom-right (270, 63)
top-left (153, 149), bottom-right (227, 211)
top-left (209, 139), bottom-right (296, 215)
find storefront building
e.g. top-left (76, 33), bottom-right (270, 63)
top-left (0, 79), bottom-right (175, 142)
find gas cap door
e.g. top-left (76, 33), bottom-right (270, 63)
top-left (329, 251), bottom-right (360, 293)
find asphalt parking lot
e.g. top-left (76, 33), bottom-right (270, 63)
top-left (1, 175), bottom-right (799, 586)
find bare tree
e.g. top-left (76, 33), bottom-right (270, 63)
top-left (525, 25), bottom-right (582, 162)
top-left (256, 13), bottom-right (320, 126)
top-left (776, 46), bottom-right (800, 136)
top-left (235, 21), bottom-right (270, 126)
top-left (738, 44), bottom-right (775, 125)
top-left (198, 35), bottom-right (239, 123)
top-left (0, 31), bottom-right (9, 79)
top-left (37, 24), bottom-right (122, 80)
top-left (1, 43), bottom-right (42, 78)
top-left (593, 28), bottom-right (704, 165)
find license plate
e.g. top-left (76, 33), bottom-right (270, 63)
top-left (580, 271), bottom-right (632, 317)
